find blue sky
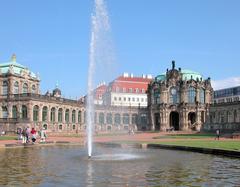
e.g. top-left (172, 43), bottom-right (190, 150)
top-left (0, 0), bottom-right (240, 98)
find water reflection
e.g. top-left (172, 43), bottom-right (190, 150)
top-left (0, 146), bottom-right (240, 186)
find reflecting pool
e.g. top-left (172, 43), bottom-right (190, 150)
top-left (0, 145), bottom-right (240, 186)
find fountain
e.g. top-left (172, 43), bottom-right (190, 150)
top-left (87, 0), bottom-right (112, 157)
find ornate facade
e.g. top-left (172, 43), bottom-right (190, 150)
top-left (0, 55), bottom-right (85, 133)
top-left (147, 61), bottom-right (213, 131)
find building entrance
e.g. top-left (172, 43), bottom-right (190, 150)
top-left (170, 112), bottom-right (179, 130)
top-left (154, 113), bottom-right (160, 131)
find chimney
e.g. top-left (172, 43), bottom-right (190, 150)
top-left (130, 73), bottom-right (134, 78)
top-left (123, 72), bottom-right (129, 77)
top-left (142, 74), bottom-right (146, 78)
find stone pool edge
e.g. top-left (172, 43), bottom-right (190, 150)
top-left (96, 142), bottom-right (240, 159)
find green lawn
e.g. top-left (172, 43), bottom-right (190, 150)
top-left (153, 133), bottom-right (216, 139)
top-left (154, 140), bottom-right (240, 151)
top-left (0, 136), bottom-right (17, 141)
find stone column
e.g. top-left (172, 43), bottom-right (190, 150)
top-left (55, 107), bottom-right (58, 123)
top-left (28, 103), bottom-right (33, 122)
top-left (8, 104), bottom-right (12, 118)
top-left (196, 88), bottom-right (200, 103)
top-left (39, 106), bottom-right (42, 123)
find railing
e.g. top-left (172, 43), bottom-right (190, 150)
top-left (1, 94), bottom-right (84, 105)
top-left (0, 118), bottom-right (30, 123)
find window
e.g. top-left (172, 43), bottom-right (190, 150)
top-left (72, 110), bottom-right (76, 123)
top-left (99, 113), bottom-right (104, 124)
top-left (123, 113), bottom-right (129, 124)
top-left (132, 114), bottom-right (138, 124)
top-left (65, 109), bottom-right (69, 123)
top-left (124, 97), bottom-right (126, 101)
top-left (12, 106), bottom-right (17, 118)
top-left (132, 98), bottom-right (135, 102)
top-left (123, 88), bottom-right (126, 93)
top-left (106, 113), bottom-right (112, 124)
top-left (32, 85), bottom-right (36, 94)
top-left (128, 97), bottom-right (131, 102)
top-left (22, 105), bottom-right (28, 119)
top-left (78, 111), bottom-right (81, 123)
top-left (136, 88), bottom-right (139, 93)
top-left (33, 105), bottom-right (39, 121)
top-left (42, 106), bottom-right (48, 122)
top-left (154, 89), bottom-right (160, 104)
top-left (114, 97), bottom-right (117, 101)
top-left (23, 83), bottom-right (28, 94)
top-left (2, 81), bottom-right (8, 95)
top-left (140, 114), bottom-right (147, 125)
top-left (114, 113), bottom-right (121, 125)
top-left (43, 124), bottom-right (47, 130)
top-left (141, 98), bottom-right (144, 102)
top-left (116, 87), bottom-right (119, 92)
top-left (142, 89), bottom-right (145, 93)
top-left (170, 87), bottom-right (179, 104)
top-left (119, 97), bottom-right (121, 101)
top-left (188, 87), bottom-right (196, 104)
top-left (58, 108), bottom-right (63, 122)
top-left (14, 81), bottom-right (19, 94)
top-left (200, 88), bottom-right (205, 103)
top-left (59, 124), bottom-right (62, 130)
top-left (137, 98), bottom-right (139, 102)
top-left (51, 108), bottom-right (56, 122)
top-left (129, 88), bottom-right (133, 93)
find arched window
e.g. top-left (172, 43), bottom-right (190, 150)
top-left (132, 114), bottom-right (138, 124)
top-left (99, 113), bottom-right (104, 124)
top-left (43, 124), bottom-right (48, 130)
top-left (106, 113), bottom-right (112, 124)
top-left (14, 81), bottom-right (19, 94)
top-left (59, 124), bottom-right (62, 130)
top-left (22, 105), bottom-right (28, 119)
top-left (12, 106), bottom-right (17, 118)
top-left (58, 108), bottom-right (63, 122)
top-left (123, 113), bottom-right (129, 125)
top-left (65, 109), bottom-right (69, 123)
top-left (234, 110), bottom-right (237, 123)
top-left (2, 106), bottom-right (8, 118)
top-left (200, 88), bottom-right (205, 103)
top-left (33, 105), bottom-right (39, 121)
top-left (72, 110), bottom-right (76, 123)
top-left (2, 81), bottom-right (8, 95)
top-left (73, 125), bottom-right (76, 130)
top-left (42, 106), bottom-right (48, 122)
top-left (32, 85), bottom-right (36, 94)
top-left (140, 114), bottom-right (147, 125)
top-left (23, 83), bottom-right (28, 94)
top-left (78, 111), bottom-right (81, 123)
top-left (170, 87), bottom-right (179, 104)
top-left (188, 87), bottom-right (196, 104)
top-left (51, 107), bottom-right (56, 122)
top-left (114, 113), bottom-right (121, 125)
top-left (153, 89), bottom-right (160, 104)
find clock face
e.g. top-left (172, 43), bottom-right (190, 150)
top-left (171, 88), bottom-right (177, 95)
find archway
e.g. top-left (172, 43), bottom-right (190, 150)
top-left (154, 113), bottom-right (160, 131)
top-left (188, 112), bottom-right (196, 126)
top-left (170, 112), bottom-right (179, 130)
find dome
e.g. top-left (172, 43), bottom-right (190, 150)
top-left (0, 54), bottom-right (39, 80)
top-left (155, 74), bottom-right (166, 81)
top-left (53, 88), bottom-right (61, 96)
top-left (181, 69), bottom-right (203, 81)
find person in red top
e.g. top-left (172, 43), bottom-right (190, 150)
top-left (31, 128), bottom-right (37, 143)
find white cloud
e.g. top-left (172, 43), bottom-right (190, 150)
top-left (212, 77), bottom-right (240, 90)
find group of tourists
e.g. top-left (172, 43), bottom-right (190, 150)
top-left (17, 127), bottom-right (47, 144)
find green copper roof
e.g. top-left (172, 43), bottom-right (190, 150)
top-left (181, 69), bottom-right (202, 81)
top-left (0, 56), bottom-right (38, 79)
top-left (155, 74), bottom-right (166, 81)
top-left (155, 69), bottom-right (203, 81)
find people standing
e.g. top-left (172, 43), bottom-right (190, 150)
top-left (215, 129), bottom-right (220, 140)
top-left (26, 126), bottom-right (31, 143)
top-left (31, 127), bottom-right (37, 144)
top-left (17, 128), bottom-right (22, 141)
top-left (40, 128), bottom-right (47, 143)
top-left (22, 128), bottom-right (27, 144)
